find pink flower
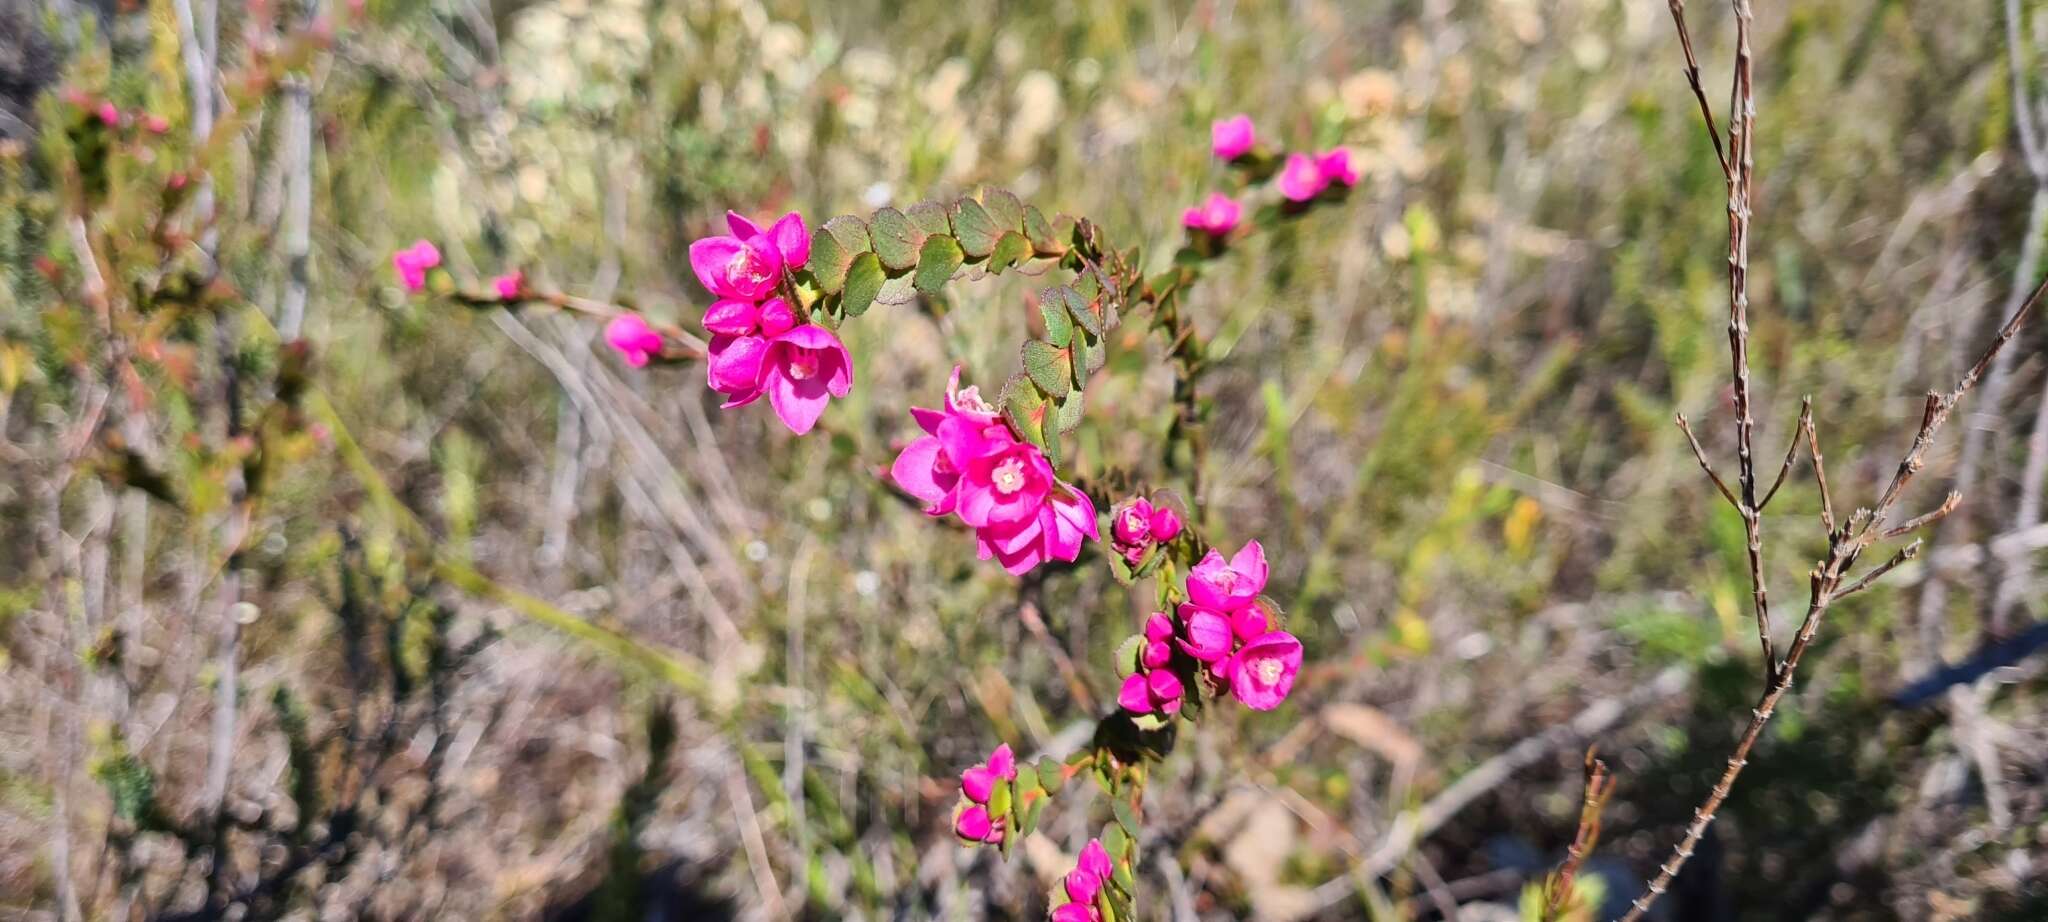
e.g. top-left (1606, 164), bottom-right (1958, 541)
top-left (975, 482), bottom-right (1097, 575)
top-left (143, 113), bottom-right (170, 135)
top-left (1117, 662), bottom-right (1185, 715)
top-left (891, 367), bottom-right (1006, 515)
top-left (1077, 839), bottom-right (1112, 883)
top-left (1317, 148), bottom-right (1360, 187)
top-left (960, 764), bottom-right (996, 804)
top-left (1112, 498), bottom-right (1154, 546)
top-left (1188, 541), bottom-right (1268, 611)
top-left (955, 804), bottom-right (998, 843)
top-left (493, 270), bottom-right (523, 300)
top-left (958, 441), bottom-right (1056, 529)
top-left (1051, 905), bottom-right (1099, 922)
top-left (1212, 114), bottom-right (1256, 160)
top-left (758, 325), bottom-right (854, 435)
top-left (96, 101), bottom-right (119, 126)
top-left (688, 233), bottom-right (783, 301)
top-left (1228, 631), bottom-right (1303, 711)
top-left (1148, 506), bottom-right (1183, 542)
top-left (986, 743), bottom-right (1017, 780)
top-left (1177, 605), bottom-right (1235, 663)
top-left (604, 315), bottom-right (664, 368)
top-left (1278, 153), bottom-right (1329, 202)
top-left (1065, 867), bottom-right (1103, 904)
top-left (1231, 603), bottom-right (1270, 643)
top-left (1181, 193), bottom-right (1243, 235)
top-left (390, 240), bottom-right (441, 292)
top-left (726, 210), bottom-right (811, 269)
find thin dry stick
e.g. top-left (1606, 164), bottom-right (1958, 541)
top-left (1621, 0), bottom-right (2048, 914)
top-left (1543, 748), bottom-right (1616, 921)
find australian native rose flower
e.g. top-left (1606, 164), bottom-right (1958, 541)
top-left (1229, 630), bottom-right (1303, 711)
top-left (1182, 193), bottom-right (1243, 235)
top-left (1317, 148), bottom-right (1360, 187)
top-left (890, 367), bottom-right (1098, 574)
top-left (493, 270), bottom-right (523, 300)
top-left (1188, 540), bottom-right (1269, 611)
top-left (1053, 839), bottom-right (1114, 920)
top-left (1212, 114), bottom-right (1256, 160)
top-left (690, 212), bottom-right (855, 435)
top-left (1278, 153), bottom-right (1328, 202)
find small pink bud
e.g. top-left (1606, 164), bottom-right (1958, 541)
top-left (604, 315), bottom-right (663, 368)
top-left (1141, 639), bottom-right (1172, 670)
top-left (1077, 838), bottom-right (1113, 881)
top-left (1178, 606), bottom-right (1235, 663)
top-left (1211, 114), bottom-right (1255, 160)
top-left (1064, 868), bottom-right (1103, 905)
top-left (1050, 904), bottom-right (1098, 922)
top-left (1181, 193), bottom-right (1243, 236)
top-left (1231, 604), bottom-right (1269, 643)
top-left (1317, 148), bottom-right (1360, 187)
top-left (1143, 612), bottom-right (1174, 643)
top-left (960, 765), bottom-right (995, 804)
top-left (1147, 669), bottom-right (1185, 712)
top-left (1147, 507), bottom-right (1182, 542)
top-left (985, 743), bottom-right (1016, 780)
top-left (96, 102), bottom-right (120, 127)
top-left (390, 239), bottom-right (441, 293)
top-left (954, 805), bottom-right (994, 843)
top-left (492, 270), bottom-right (523, 300)
top-left (1112, 498), bottom-right (1153, 545)
top-left (143, 113), bottom-right (170, 135)
top-left (757, 297), bottom-right (798, 337)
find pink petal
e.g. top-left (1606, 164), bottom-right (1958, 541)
top-left (688, 236), bottom-right (746, 296)
top-left (766, 364), bottom-right (831, 435)
top-left (890, 437), bottom-right (953, 506)
top-left (725, 210), bottom-right (764, 238)
top-left (758, 298), bottom-right (798, 337)
top-left (1078, 838), bottom-right (1113, 880)
top-left (1117, 674), bottom-right (1153, 713)
top-left (986, 744), bottom-right (1015, 779)
top-left (1051, 904), bottom-right (1097, 922)
top-left (1065, 869), bottom-right (1103, 905)
top-left (960, 765), bottom-right (995, 804)
top-left (707, 334), bottom-right (769, 394)
top-left (770, 211), bottom-right (811, 268)
top-left (954, 805), bottom-right (993, 843)
top-left (703, 299), bottom-right (762, 336)
top-left (1230, 540), bottom-right (1269, 593)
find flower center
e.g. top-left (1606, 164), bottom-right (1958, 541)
top-left (1121, 509), bottom-right (1147, 536)
top-left (727, 248), bottom-right (774, 288)
top-left (992, 457), bottom-right (1027, 495)
top-left (1254, 657), bottom-right (1283, 685)
top-left (786, 348), bottom-right (820, 381)
top-left (955, 385), bottom-right (995, 415)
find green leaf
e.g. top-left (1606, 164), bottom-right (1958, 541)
top-left (1114, 634), bottom-right (1143, 677)
top-left (989, 778), bottom-right (1013, 820)
top-left (989, 232), bottom-right (1032, 275)
top-left (982, 187), bottom-right (1025, 230)
top-left (1024, 206), bottom-right (1062, 255)
top-left (1022, 340), bottom-right (1073, 399)
top-left (951, 197), bottom-right (1002, 258)
top-left (1037, 757), bottom-right (1064, 793)
top-left (841, 252), bottom-right (884, 317)
top-left (1079, 329), bottom-right (1109, 375)
top-left (1001, 374), bottom-right (1048, 447)
top-left (1055, 389), bottom-right (1085, 433)
top-left (867, 207), bottom-right (925, 271)
top-left (914, 235), bottom-right (965, 295)
top-left (1015, 761), bottom-right (1039, 795)
top-left (1101, 822), bottom-right (1128, 858)
top-left (1111, 797), bottom-right (1138, 834)
top-left (1022, 794), bottom-right (1047, 837)
top-left (810, 216), bottom-right (871, 294)
top-left (1037, 288), bottom-right (1075, 346)
top-left (876, 269), bottom-right (917, 306)
top-left (1111, 856), bottom-right (1135, 892)
top-left (908, 200), bottom-right (952, 237)
top-left (1053, 285), bottom-right (1098, 337)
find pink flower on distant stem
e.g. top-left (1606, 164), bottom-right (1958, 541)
top-left (1181, 193), bottom-right (1243, 236)
top-left (604, 315), bottom-right (664, 368)
top-left (1148, 507), bottom-right (1183, 542)
top-left (1113, 498), bottom-right (1153, 546)
top-left (1078, 839), bottom-right (1112, 884)
top-left (96, 102), bottom-right (119, 126)
top-left (1317, 148), bottom-right (1360, 187)
top-left (493, 270), bottom-right (523, 300)
top-left (1211, 114), bottom-right (1256, 160)
top-left (1228, 631), bottom-right (1303, 711)
top-left (390, 240), bottom-right (441, 292)
top-left (1188, 541), bottom-right (1269, 611)
top-left (1278, 153), bottom-right (1329, 202)
top-left (953, 743), bottom-right (1016, 846)
top-left (143, 113), bottom-right (170, 135)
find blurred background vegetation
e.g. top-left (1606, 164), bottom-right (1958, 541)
top-left (4, 0), bottom-right (2048, 919)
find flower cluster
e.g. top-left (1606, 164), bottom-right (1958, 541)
top-left (1279, 148), bottom-right (1359, 203)
top-left (953, 743), bottom-right (1017, 845)
top-left (890, 367), bottom-right (1098, 575)
top-left (1118, 540), bottom-right (1303, 717)
top-left (1050, 839), bottom-right (1115, 922)
top-left (690, 211), bottom-right (853, 435)
top-left (1109, 496), bottom-right (1183, 564)
top-left (390, 240), bottom-right (441, 293)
